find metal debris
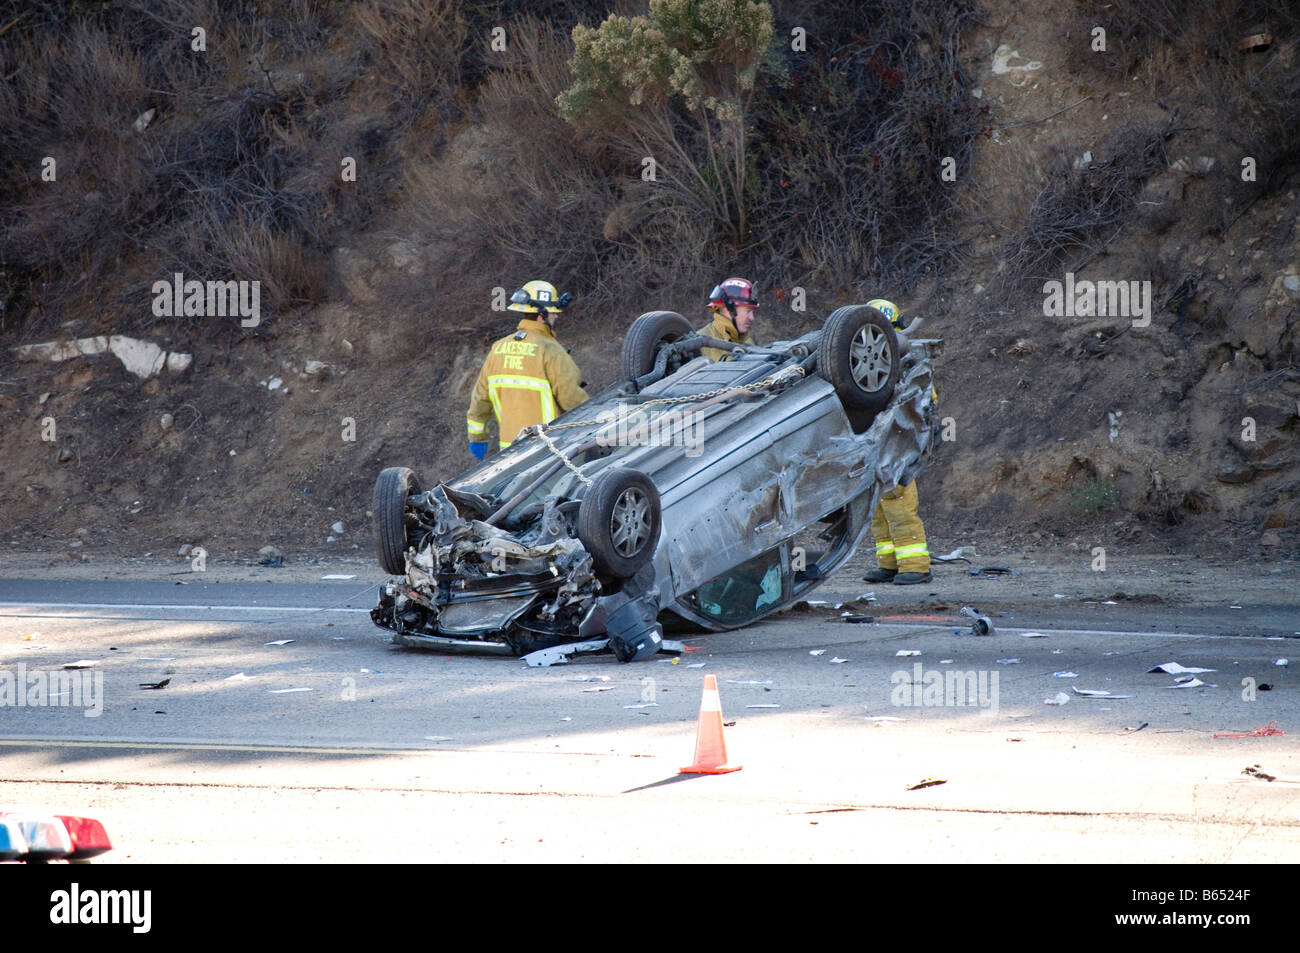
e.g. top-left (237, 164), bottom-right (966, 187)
top-left (907, 778), bottom-right (947, 791)
top-left (521, 639), bottom-right (611, 667)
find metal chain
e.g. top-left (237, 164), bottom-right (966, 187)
top-left (541, 366), bottom-right (807, 433)
top-left (533, 424), bottom-right (592, 486)
top-left (528, 365), bottom-right (806, 485)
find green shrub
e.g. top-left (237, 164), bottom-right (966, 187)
top-left (1071, 478), bottom-right (1119, 514)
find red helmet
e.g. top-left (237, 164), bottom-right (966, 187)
top-left (708, 277), bottom-right (759, 315)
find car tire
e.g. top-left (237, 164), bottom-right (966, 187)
top-left (577, 467), bottom-right (661, 578)
top-left (373, 466), bottom-right (422, 575)
top-left (818, 305), bottom-right (901, 414)
top-left (620, 311), bottom-right (696, 380)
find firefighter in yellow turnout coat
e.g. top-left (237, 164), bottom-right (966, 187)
top-left (696, 277), bottom-right (759, 360)
top-left (861, 298), bottom-right (934, 585)
top-left (466, 280), bottom-right (588, 457)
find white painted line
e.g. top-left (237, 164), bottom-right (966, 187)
top-left (0, 601), bottom-right (368, 614)
top-left (877, 621), bottom-right (1294, 642)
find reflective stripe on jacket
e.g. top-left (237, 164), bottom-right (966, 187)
top-left (467, 319), bottom-right (588, 448)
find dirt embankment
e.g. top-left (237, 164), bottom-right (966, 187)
top-left (0, 0), bottom-right (1296, 565)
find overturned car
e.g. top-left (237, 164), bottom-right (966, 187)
top-left (371, 305), bottom-right (939, 661)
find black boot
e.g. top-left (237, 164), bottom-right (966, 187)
top-left (893, 571), bottom-right (932, 585)
top-left (862, 568), bottom-right (897, 583)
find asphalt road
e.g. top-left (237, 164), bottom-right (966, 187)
top-left (0, 576), bottom-right (1296, 862)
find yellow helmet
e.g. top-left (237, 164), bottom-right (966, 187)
top-left (508, 280), bottom-right (570, 314)
top-left (866, 298), bottom-right (903, 328)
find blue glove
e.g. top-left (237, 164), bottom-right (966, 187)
top-left (469, 441), bottom-right (487, 460)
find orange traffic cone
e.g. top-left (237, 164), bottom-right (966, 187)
top-left (680, 674), bottom-right (742, 774)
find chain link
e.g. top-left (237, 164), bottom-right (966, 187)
top-left (541, 365), bottom-right (807, 433)
top-left (532, 424), bottom-right (592, 486)
top-left (529, 365), bottom-right (806, 483)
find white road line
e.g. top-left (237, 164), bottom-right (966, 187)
top-left (875, 622), bottom-right (1292, 641)
top-left (0, 601), bottom-right (368, 613)
top-left (0, 738), bottom-right (436, 755)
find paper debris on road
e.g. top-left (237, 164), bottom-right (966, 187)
top-left (685, 662), bottom-right (706, 668)
top-left (139, 657), bottom-right (177, 661)
top-left (62, 660), bottom-right (98, 669)
top-left (423, 736), bottom-right (451, 742)
top-left (1166, 678), bottom-right (1208, 689)
top-left (939, 659), bottom-right (954, 664)
top-left (996, 658), bottom-right (1020, 665)
top-left (933, 546), bottom-right (976, 562)
top-left (225, 672), bottom-right (252, 680)
top-left (896, 649), bottom-right (921, 657)
top-left (745, 703), bottom-right (780, 708)
top-left (580, 686), bottom-right (613, 693)
top-left (265, 639), bottom-right (294, 646)
top-left (727, 679), bottom-right (773, 685)
top-left (1044, 692), bottom-right (1070, 706)
top-left (1053, 671), bottom-right (1079, 678)
top-left (570, 675), bottom-right (611, 682)
top-left (1275, 659), bottom-right (1289, 667)
top-left (1072, 687), bottom-right (1131, 698)
top-left (1125, 722), bottom-right (1149, 732)
top-left (1021, 632), bottom-right (1048, 638)
top-left (809, 649), bottom-right (827, 656)
top-left (830, 657), bottom-right (848, 664)
top-left (1148, 662), bottom-right (1216, 674)
top-left (623, 703), bottom-right (659, 709)
top-left (268, 687), bottom-right (312, 693)
top-left (321, 574), bottom-right (357, 580)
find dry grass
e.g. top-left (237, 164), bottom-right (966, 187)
top-left (999, 122), bottom-right (1172, 287)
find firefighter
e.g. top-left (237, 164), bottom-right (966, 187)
top-left (466, 280), bottom-right (588, 458)
top-left (860, 298), bottom-right (934, 585)
top-left (697, 277), bottom-right (759, 360)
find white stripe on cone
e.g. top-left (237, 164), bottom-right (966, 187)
top-left (700, 689), bottom-right (722, 713)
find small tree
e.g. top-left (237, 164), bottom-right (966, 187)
top-left (557, 0), bottom-right (773, 247)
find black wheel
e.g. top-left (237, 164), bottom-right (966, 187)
top-left (373, 466), bottom-right (422, 575)
top-left (620, 311), bottom-right (695, 380)
top-left (577, 467), bottom-right (661, 578)
top-left (817, 304), bottom-right (901, 414)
